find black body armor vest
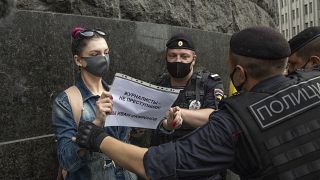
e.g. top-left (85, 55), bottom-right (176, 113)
top-left (221, 70), bottom-right (320, 180)
top-left (151, 71), bottom-right (210, 145)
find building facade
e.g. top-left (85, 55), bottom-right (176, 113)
top-left (278, 0), bottom-right (320, 39)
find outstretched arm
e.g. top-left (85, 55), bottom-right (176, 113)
top-left (100, 136), bottom-right (149, 179)
top-left (74, 121), bottom-right (150, 179)
top-left (163, 107), bottom-right (214, 129)
top-left (75, 110), bottom-right (239, 180)
top-left (180, 108), bottom-right (214, 127)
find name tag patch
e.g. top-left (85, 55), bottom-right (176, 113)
top-left (249, 76), bottom-right (320, 129)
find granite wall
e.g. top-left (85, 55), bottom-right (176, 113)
top-left (16, 0), bottom-right (278, 33)
top-left (0, 10), bottom-right (230, 179)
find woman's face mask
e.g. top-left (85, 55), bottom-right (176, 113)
top-left (82, 54), bottom-right (110, 77)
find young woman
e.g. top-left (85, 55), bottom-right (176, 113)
top-left (52, 27), bottom-right (136, 180)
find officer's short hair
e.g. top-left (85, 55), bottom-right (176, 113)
top-left (230, 53), bottom-right (287, 80)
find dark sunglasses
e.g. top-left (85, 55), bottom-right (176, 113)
top-left (79, 29), bottom-right (106, 37)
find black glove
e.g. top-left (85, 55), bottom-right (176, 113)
top-left (76, 121), bottom-right (109, 152)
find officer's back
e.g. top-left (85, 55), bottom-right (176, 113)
top-left (218, 27), bottom-right (320, 179)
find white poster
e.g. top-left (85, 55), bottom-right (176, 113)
top-left (105, 73), bottom-right (180, 129)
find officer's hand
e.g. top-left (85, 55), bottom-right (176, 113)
top-left (163, 106), bottom-right (183, 130)
top-left (94, 91), bottom-right (113, 126)
top-left (73, 121), bottom-right (109, 152)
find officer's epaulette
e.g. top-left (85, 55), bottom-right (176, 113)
top-left (208, 73), bottom-right (221, 81)
top-left (194, 71), bottom-right (221, 83)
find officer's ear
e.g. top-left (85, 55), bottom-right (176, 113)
top-left (234, 65), bottom-right (247, 82)
top-left (192, 54), bottom-right (197, 65)
top-left (309, 56), bottom-right (320, 67)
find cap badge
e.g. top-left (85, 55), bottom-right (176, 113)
top-left (178, 41), bottom-right (183, 47)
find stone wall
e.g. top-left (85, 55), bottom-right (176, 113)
top-left (16, 0), bottom-right (278, 33)
top-left (0, 10), bottom-right (231, 179)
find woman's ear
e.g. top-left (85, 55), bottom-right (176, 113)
top-left (74, 55), bottom-right (82, 67)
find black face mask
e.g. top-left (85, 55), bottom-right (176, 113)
top-left (229, 67), bottom-right (246, 92)
top-left (82, 55), bottom-right (110, 77)
top-left (166, 61), bottom-right (192, 78)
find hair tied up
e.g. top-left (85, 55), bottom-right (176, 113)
top-left (71, 27), bottom-right (85, 39)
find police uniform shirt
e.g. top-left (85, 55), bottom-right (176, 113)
top-left (156, 72), bottom-right (224, 110)
top-left (149, 72), bottom-right (224, 146)
top-left (143, 75), bottom-right (289, 179)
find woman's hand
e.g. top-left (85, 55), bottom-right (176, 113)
top-left (93, 91), bottom-right (113, 126)
top-left (162, 106), bottom-right (183, 130)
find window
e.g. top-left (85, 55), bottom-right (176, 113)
top-left (304, 4), bottom-right (308, 15)
top-left (297, 25), bottom-right (300, 33)
top-left (281, 15), bottom-right (284, 24)
top-left (285, 13), bottom-right (288, 22)
top-left (305, 22), bottom-right (309, 28)
top-left (292, 10), bottom-right (295, 19)
top-left (309, 2), bottom-right (312, 13)
top-left (286, 29), bottom-right (288, 38)
top-left (292, 27), bottom-right (296, 36)
top-left (296, 8), bottom-right (299, 18)
top-left (281, 0), bottom-right (283, 8)
top-left (310, 21), bottom-right (313, 26)
top-left (282, 30), bottom-right (285, 36)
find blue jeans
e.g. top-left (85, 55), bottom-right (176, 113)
top-left (66, 152), bottom-right (137, 180)
top-left (86, 153), bottom-right (137, 180)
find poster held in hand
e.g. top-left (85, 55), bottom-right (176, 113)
top-left (105, 73), bottom-right (180, 129)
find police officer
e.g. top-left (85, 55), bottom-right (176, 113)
top-left (287, 26), bottom-right (320, 74)
top-left (74, 26), bottom-right (320, 180)
top-left (150, 34), bottom-right (224, 146)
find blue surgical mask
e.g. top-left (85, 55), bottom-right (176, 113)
top-left (82, 55), bottom-right (110, 77)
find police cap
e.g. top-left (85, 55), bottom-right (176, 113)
top-left (166, 34), bottom-right (195, 51)
top-left (230, 26), bottom-right (291, 60)
top-left (289, 26), bottom-right (320, 54)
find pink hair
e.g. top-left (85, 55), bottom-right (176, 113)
top-left (71, 27), bottom-right (85, 39)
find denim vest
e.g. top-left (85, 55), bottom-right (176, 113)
top-left (52, 76), bottom-right (136, 180)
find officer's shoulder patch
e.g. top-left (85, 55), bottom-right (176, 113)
top-left (214, 88), bottom-right (224, 102)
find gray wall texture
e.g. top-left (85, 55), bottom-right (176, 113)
top-left (0, 10), bottom-right (231, 179)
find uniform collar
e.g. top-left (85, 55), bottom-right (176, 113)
top-left (250, 75), bottom-right (288, 92)
top-left (75, 75), bottom-right (109, 101)
top-left (170, 72), bottom-right (197, 89)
